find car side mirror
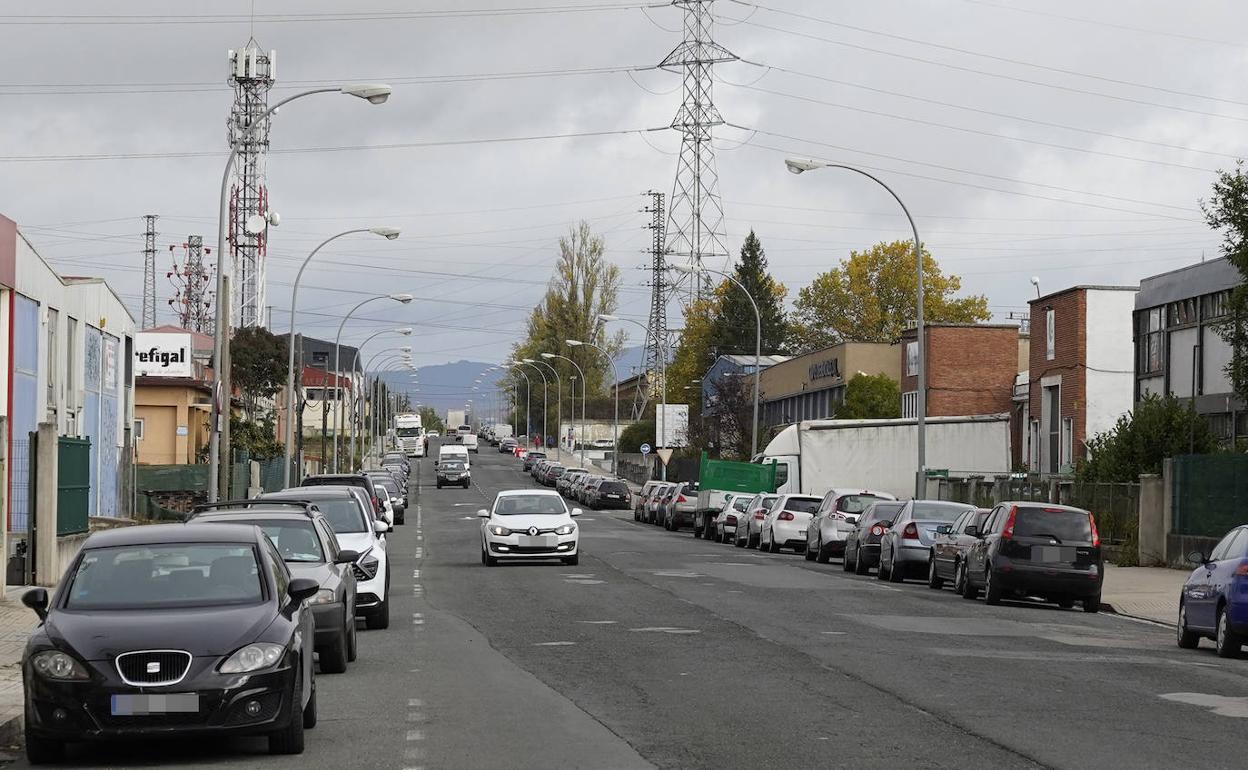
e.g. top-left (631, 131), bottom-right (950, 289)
top-left (964, 525), bottom-right (980, 538)
top-left (570, 508), bottom-right (583, 517)
top-left (1188, 551), bottom-right (1209, 566)
top-left (372, 520), bottom-right (389, 534)
top-left (334, 550), bottom-right (360, 565)
top-left (22, 587), bottom-right (48, 621)
top-left (935, 524), bottom-right (952, 535)
top-left (476, 509), bottom-right (491, 518)
top-left (287, 577), bottom-right (319, 606)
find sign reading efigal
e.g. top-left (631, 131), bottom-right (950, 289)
top-left (135, 332), bottom-right (193, 378)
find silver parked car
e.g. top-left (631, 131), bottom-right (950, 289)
top-left (713, 494), bottom-right (752, 544)
top-left (735, 493), bottom-right (779, 548)
top-left (877, 500), bottom-right (977, 583)
top-left (807, 488), bottom-right (897, 563)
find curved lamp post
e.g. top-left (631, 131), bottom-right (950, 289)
top-left (599, 313), bottom-right (668, 479)
top-left (785, 157), bottom-right (926, 497)
top-left (331, 294), bottom-right (413, 468)
top-left (519, 359), bottom-right (550, 447)
top-left (567, 339), bottom-right (618, 474)
top-left (543, 352), bottom-right (585, 468)
top-left (209, 82), bottom-right (393, 501)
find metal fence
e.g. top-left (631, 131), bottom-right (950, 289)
top-left (57, 436), bottom-right (91, 536)
top-left (1172, 454), bottom-right (1248, 538)
top-left (9, 438), bottom-right (30, 532)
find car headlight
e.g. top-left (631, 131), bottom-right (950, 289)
top-left (310, 588), bottom-right (337, 605)
top-left (219, 643), bottom-right (285, 674)
top-left (489, 525), bottom-right (512, 536)
top-left (554, 524), bottom-right (576, 535)
top-left (31, 650), bottom-right (90, 681)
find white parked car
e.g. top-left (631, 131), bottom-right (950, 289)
top-left (759, 494), bottom-right (822, 554)
top-left (479, 489), bottom-right (581, 566)
top-left (713, 494), bottom-right (751, 544)
top-left (735, 493), bottom-right (780, 548)
top-left (806, 488), bottom-right (898, 563)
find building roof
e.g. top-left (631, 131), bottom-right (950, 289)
top-left (719, 354), bottom-right (791, 367)
top-left (302, 366), bottom-right (351, 389)
top-left (904, 323), bottom-right (1022, 332)
top-left (1032, 284), bottom-right (1138, 305)
top-left (1135, 257), bottom-right (1239, 310)
top-left (142, 324), bottom-right (214, 353)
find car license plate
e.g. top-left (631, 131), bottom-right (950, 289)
top-left (1032, 546), bottom-right (1075, 563)
top-left (798, 530), bottom-right (807, 537)
top-left (111, 693), bottom-right (199, 715)
top-left (520, 535), bottom-right (556, 547)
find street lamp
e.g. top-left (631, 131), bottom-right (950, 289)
top-left (527, 358), bottom-right (561, 458)
top-left (209, 82), bottom-right (393, 502)
top-left (331, 293), bottom-right (413, 468)
top-left (543, 352), bottom-right (585, 468)
top-left (350, 347), bottom-right (411, 469)
top-left (786, 156), bottom-right (927, 497)
top-left (282, 227), bottom-right (402, 486)
top-left (670, 262), bottom-right (760, 458)
top-left (519, 359), bottom-right (550, 447)
top-left (599, 313), bottom-right (670, 479)
top-left (567, 339), bottom-right (618, 475)
top-left (507, 363), bottom-right (533, 440)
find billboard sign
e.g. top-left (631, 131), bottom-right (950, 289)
top-left (135, 332), bottom-right (193, 378)
top-left (658, 403), bottom-right (689, 448)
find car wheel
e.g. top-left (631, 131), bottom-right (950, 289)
top-left (396, 512), bottom-right (405, 525)
top-left (347, 609), bottom-right (358, 662)
top-left (854, 549), bottom-right (869, 576)
top-left (302, 676), bottom-right (318, 729)
top-left (1177, 602), bottom-right (1200, 649)
top-left (319, 627), bottom-right (349, 674)
top-left (805, 539), bottom-right (817, 561)
top-left (748, 532), bottom-right (760, 549)
top-left (983, 566), bottom-right (1003, 605)
top-left (959, 562), bottom-right (979, 600)
top-left (1217, 605), bottom-right (1243, 658)
top-left (927, 554), bottom-right (944, 590)
top-left (366, 584), bottom-right (391, 629)
top-left (562, 554), bottom-right (580, 566)
top-left (1057, 598), bottom-right (1075, 609)
top-left (483, 548), bottom-right (498, 568)
top-left (24, 715), bottom-right (65, 765)
top-left (767, 529), bottom-right (781, 554)
top-left (953, 559), bottom-right (966, 595)
top-left (888, 549), bottom-right (905, 583)
top-left (436, 482), bottom-right (442, 489)
top-left (876, 553), bottom-right (889, 581)
top-left (268, 665), bottom-right (307, 754)
top-left (464, 481), bottom-right (470, 489)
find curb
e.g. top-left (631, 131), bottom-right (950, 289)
top-left (1100, 601), bottom-right (1171, 627)
top-left (0, 712), bottom-right (21, 747)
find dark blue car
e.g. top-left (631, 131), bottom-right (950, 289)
top-left (1178, 524), bottom-right (1248, 657)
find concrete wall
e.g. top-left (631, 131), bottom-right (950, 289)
top-left (1084, 288), bottom-right (1138, 439)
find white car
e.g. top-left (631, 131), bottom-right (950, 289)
top-left (714, 494), bottom-right (751, 543)
top-left (735, 493), bottom-right (780, 548)
top-left (479, 489), bottom-right (582, 566)
top-left (806, 488), bottom-right (898, 563)
top-left (261, 485), bottom-right (392, 629)
top-left (759, 494), bottom-right (822, 554)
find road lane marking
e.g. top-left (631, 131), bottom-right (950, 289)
top-left (629, 627), bottom-right (701, 634)
top-left (1160, 693), bottom-right (1248, 717)
top-left (406, 729), bottom-right (425, 741)
top-left (534, 641), bottom-right (577, 646)
top-left (576, 620), bottom-right (618, 625)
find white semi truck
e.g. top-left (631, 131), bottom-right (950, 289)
top-left (759, 414), bottom-right (1011, 499)
top-left (446, 409), bottom-right (467, 433)
top-left (393, 413), bottom-right (425, 458)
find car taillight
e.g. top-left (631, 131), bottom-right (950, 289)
top-left (779, 511), bottom-right (795, 521)
top-left (870, 524), bottom-right (885, 536)
top-left (726, 515), bottom-right (737, 525)
top-left (1089, 513), bottom-right (1100, 547)
top-left (1001, 505), bottom-right (1018, 540)
top-left (1236, 563), bottom-right (1248, 577)
top-left (902, 522), bottom-right (919, 540)
top-left (677, 495), bottom-right (687, 503)
top-left (754, 510), bottom-right (765, 520)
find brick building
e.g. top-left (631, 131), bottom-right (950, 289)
top-left (1026, 286), bottom-right (1137, 474)
top-left (899, 324), bottom-right (1027, 417)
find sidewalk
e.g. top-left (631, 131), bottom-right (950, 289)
top-left (1100, 565), bottom-right (1190, 625)
top-left (0, 588), bottom-right (37, 745)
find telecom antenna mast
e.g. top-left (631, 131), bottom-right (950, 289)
top-left (227, 42), bottom-right (275, 328)
top-left (658, 0), bottom-right (736, 302)
top-left (141, 214), bottom-right (158, 328)
top-left (634, 191), bottom-right (668, 419)
top-left (166, 236), bottom-right (215, 333)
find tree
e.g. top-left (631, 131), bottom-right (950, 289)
top-left (664, 288), bottom-right (724, 418)
top-left (789, 240), bottom-right (990, 352)
top-left (1202, 162), bottom-right (1248, 401)
top-left (710, 230), bottom-right (788, 356)
top-left (506, 221), bottom-right (624, 432)
top-left (835, 374), bottom-right (901, 419)
top-left (418, 407), bottom-right (445, 435)
top-left (618, 418), bottom-right (655, 453)
top-left (703, 372), bottom-right (759, 460)
top-left (232, 327), bottom-right (287, 419)
top-left (1078, 395), bottom-right (1217, 483)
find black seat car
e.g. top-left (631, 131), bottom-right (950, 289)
top-left (841, 501), bottom-right (905, 575)
top-left (928, 507), bottom-right (992, 592)
top-left (961, 502), bottom-right (1103, 612)
top-left (21, 523), bottom-right (319, 764)
top-left (188, 500), bottom-right (359, 674)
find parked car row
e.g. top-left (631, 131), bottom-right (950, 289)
top-left (632, 480), bottom-right (699, 531)
top-left (19, 464), bottom-right (406, 764)
top-left (516, 456), bottom-right (633, 511)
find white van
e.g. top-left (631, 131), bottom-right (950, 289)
top-left (438, 444), bottom-right (470, 469)
top-left (460, 434), bottom-right (479, 453)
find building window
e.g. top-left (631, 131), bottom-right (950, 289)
top-left (1203, 290), bottom-right (1230, 320)
top-left (1029, 419), bottom-right (1040, 470)
top-left (1168, 298), bottom-right (1198, 327)
top-left (134, 418), bottom-right (145, 440)
top-left (1137, 308), bottom-right (1164, 375)
top-left (1045, 309), bottom-right (1055, 360)
top-left (1209, 412), bottom-right (1234, 442)
top-left (1061, 417), bottom-right (1073, 470)
top-left (46, 307), bottom-right (58, 414)
top-left (905, 341), bottom-right (918, 377)
top-left (311, 351), bottom-right (329, 365)
top-left (902, 391), bottom-right (918, 418)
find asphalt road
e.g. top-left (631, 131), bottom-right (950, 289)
top-left (12, 445), bottom-right (1248, 768)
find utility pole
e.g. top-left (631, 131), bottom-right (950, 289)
top-left (635, 191), bottom-right (667, 421)
top-left (141, 215), bottom-right (158, 329)
top-left (167, 236), bottom-right (214, 333)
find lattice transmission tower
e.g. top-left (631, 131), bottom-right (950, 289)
top-left (141, 214), bottom-right (158, 328)
top-left (166, 236), bottom-right (215, 333)
top-left (633, 191), bottom-right (668, 419)
top-left (658, 0), bottom-right (736, 302)
top-left (227, 42), bottom-right (275, 329)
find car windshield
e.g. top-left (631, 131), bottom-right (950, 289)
top-left (837, 494), bottom-right (885, 514)
top-left (733, 497), bottom-right (751, 512)
top-left (307, 497), bottom-right (368, 534)
top-left (1013, 507), bottom-right (1093, 541)
top-left (396, 427), bottom-right (421, 437)
top-left (529, 453), bottom-right (546, 459)
top-left (494, 494), bottom-right (568, 515)
top-left (601, 482), bottom-right (628, 494)
top-left (862, 503), bottom-right (905, 526)
top-left (66, 543), bottom-right (264, 610)
top-left (442, 461), bottom-right (466, 471)
top-left (783, 498), bottom-right (821, 514)
top-left (912, 501), bottom-right (974, 521)
top-left (249, 522), bottom-right (324, 562)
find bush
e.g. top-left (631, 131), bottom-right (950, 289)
top-left (618, 419), bottom-right (655, 453)
top-left (1079, 394), bottom-right (1217, 482)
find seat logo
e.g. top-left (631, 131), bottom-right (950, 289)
top-left (528, 527), bottom-right (539, 537)
top-left (146, 662), bottom-right (161, 674)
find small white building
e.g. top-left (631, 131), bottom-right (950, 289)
top-left (0, 214), bottom-right (136, 539)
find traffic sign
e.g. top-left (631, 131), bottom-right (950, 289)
top-left (656, 448), bottom-right (674, 466)
top-left (640, 443), bottom-right (651, 455)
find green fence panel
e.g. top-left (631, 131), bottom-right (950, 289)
top-left (1172, 454), bottom-right (1248, 537)
top-left (56, 437), bottom-right (91, 535)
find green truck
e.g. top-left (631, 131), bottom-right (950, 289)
top-left (692, 453), bottom-right (779, 540)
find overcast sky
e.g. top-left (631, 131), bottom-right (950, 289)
top-left (1, 0), bottom-right (1244, 400)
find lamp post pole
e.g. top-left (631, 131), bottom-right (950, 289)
top-left (597, 314), bottom-right (665, 479)
top-left (352, 348), bottom-right (411, 469)
top-left (510, 366), bottom-right (533, 440)
top-left (567, 340), bottom-right (618, 475)
top-left (331, 296), bottom-right (412, 471)
top-left (544, 353), bottom-right (585, 468)
top-left (786, 158), bottom-right (926, 497)
top-left (519, 360), bottom-right (549, 448)
top-left (529, 359), bottom-right (561, 454)
top-left (209, 83), bottom-right (393, 502)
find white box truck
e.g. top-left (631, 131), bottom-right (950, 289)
top-left (759, 414), bottom-right (1011, 500)
top-left (446, 410), bottom-right (467, 432)
top-left (394, 413), bottom-right (425, 458)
